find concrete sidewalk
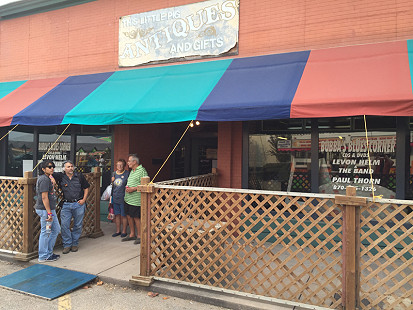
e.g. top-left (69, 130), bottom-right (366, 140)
top-left (31, 221), bottom-right (141, 286)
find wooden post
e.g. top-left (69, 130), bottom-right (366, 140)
top-left (89, 167), bottom-right (103, 238)
top-left (140, 176), bottom-right (151, 276)
top-left (130, 176), bottom-right (154, 287)
top-left (211, 167), bottom-right (218, 187)
top-left (15, 171), bottom-right (37, 261)
top-left (336, 186), bottom-right (365, 309)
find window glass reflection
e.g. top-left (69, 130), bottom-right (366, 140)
top-left (319, 131), bottom-right (396, 199)
top-left (7, 131), bottom-right (34, 177)
top-left (249, 133), bottom-right (311, 192)
top-left (38, 133), bottom-right (71, 172)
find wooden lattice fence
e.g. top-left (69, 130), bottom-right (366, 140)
top-left (0, 176), bottom-right (25, 253)
top-left (0, 168), bottom-right (103, 261)
top-left (359, 199), bottom-right (413, 309)
top-left (136, 178), bottom-right (413, 309)
top-left (156, 170), bottom-right (217, 187)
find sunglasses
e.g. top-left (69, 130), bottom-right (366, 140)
top-left (46, 165), bottom-right (55, 169)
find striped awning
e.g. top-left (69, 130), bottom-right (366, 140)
top-left (1, 39), bottom-right (413, 127)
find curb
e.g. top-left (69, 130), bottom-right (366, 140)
top-left (147, 280), bottom-right (296, 310)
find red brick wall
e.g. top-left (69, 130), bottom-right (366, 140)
top-left (217, 122), bottom-right (242, 188)
top-left (2, 0), bottom-right (413, 81)
top-left (113, 124), bottom-right (131, 164)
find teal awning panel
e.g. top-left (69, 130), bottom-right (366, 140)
top-left (62, 59), bottom-right (232, 125)
top-left (0, 80), bottom-right (26, 100)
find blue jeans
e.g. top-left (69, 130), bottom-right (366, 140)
top-left (61, 202), bottom-right (85, 248)
top-left (36, 209), bottom-right (61, 260)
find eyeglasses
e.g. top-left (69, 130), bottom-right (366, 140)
top-left (46, 165), bottom-right (55, 169)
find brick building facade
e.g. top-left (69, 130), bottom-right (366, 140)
top-left (1, 0), bottom-right (412, 194)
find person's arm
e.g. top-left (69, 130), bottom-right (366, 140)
top-left (78, 173), bottom-right (90, 205)
top-left (78, 187), bottom-right (88, 205)
top-left (49, 174), bottom-right (56, 187)
top-left (41, 192), bottom-right (53, 222)
top-left (127, 168), bottom-right (148, 192)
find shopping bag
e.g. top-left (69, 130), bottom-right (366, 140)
top-left (101, 184), bottom-right (112, 200)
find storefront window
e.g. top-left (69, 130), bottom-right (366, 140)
top-left (249, 120), bottom-right (311, 192)
top-left (319, 131), bottom-right (396, 199)
top-left (76, 134), bottom-right (112, 193)
top-left (39, 129), bottom-right (71, 173)
top-left (76, 135), bottom-right (112, 173)
top-left (7, 129), bottom-right (34, 177)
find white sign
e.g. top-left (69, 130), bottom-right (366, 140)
top-left (119, 0), bottom-right (239, 67)
top-left (277, 140), bottom-right (291, 149)
top-left (39, 142), bottom-right (71, 172)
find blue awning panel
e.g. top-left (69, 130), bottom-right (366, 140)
top-left (196, 51), bottom-right (310, 121)
top-left (11, 72), bottom-right (113, 126)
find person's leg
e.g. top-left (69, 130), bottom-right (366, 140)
top-left (119, 202), bottom-right (128, 235)
top-left (121, 216), bottom-right (128, 235)
top-left (114, 215), bottom-right (121, 233)
top-left (36, 210), bottom-right (49, 261)
top-left (134, 217), bottom-right (140, 238)
top-left (48, 209), bottom-right (61, 255)
top-left (133, 217), bottom-right (141, 239)
top-left (133, 205), bottom-right (141, 244)
top-left (113, 203), bottom-right (121, 234)
top-left (122, 202), bottom-right (136, 241)
top-left (126, 215), bottom-right (135, 237)
top-left (60, 203), bottom-right (73, 249)
top-left (71, 202), bottom-right (85, 247)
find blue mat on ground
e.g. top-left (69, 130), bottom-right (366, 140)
top-left (0, 264), bottom-right (97, 300)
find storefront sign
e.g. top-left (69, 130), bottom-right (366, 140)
top-left (277, 140), bottom-right (291, 149)
top-left (119, 0), bottom-right (239, 67)
top-left (319, 135), bottom-right (396, 197)
top-left (39, 142), bottom-right (71, 172)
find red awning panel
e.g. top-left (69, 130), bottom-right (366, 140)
top-left (0, 77), bottom-right (67, 126)
top-left (290, 41), bottom-right (413, 118)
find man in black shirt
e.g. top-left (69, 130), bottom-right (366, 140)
top-left (53, 160), bottom-right (90, 254)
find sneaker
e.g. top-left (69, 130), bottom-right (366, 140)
top-left (50, 253), bottom-right (60, 260)
top-left (134, 238), bottom-right (141, 244)
top-left (62, 247), bottom-right (71, 254)
top-left (71, 246), bottom-right (79, 252)
top-left (120, 233), bottom-right (127, 238)
top-left (112, 232), bottom-right (121, 237)
top-left (38, 255), bottom-right (58, 263)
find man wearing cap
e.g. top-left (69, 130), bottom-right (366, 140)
top-left (53, 160), bottom-right (90, 254)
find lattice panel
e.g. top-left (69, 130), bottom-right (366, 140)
top-left (359, 201), bottom-right (413, 309)
top-left (156, 173), bottom-right (217, 187)
top-left (291, 173), bottom-right (311, 192)
top-left (82, 173), bottom-right (97, 235)
top-left (149, 188), bottom-right (342, 308)
top-left (0, 179), bottom-right (24, 252)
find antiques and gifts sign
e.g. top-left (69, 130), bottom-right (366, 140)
top-left (119, 0), bottom-right (239, 67)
